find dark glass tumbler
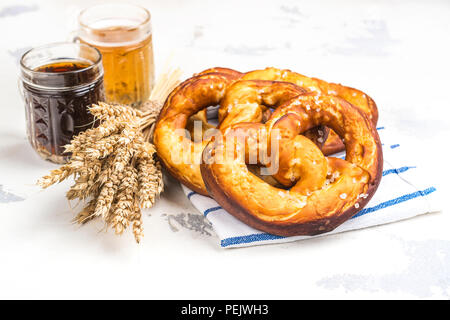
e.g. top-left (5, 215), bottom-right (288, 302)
top-left (19, 43), bottom-right (105, 164)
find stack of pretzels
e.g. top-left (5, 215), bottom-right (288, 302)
top-left (154, 67), bottom-right (383, 236)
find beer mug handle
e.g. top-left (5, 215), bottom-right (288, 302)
top-left (17, 78), bottom-right (25, 102)
top-left (68, 30), bottom-right (80, 43)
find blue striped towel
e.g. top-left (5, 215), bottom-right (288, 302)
top-left (182, 126), bottom-right (440, 248)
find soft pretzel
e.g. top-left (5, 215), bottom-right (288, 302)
top-left (201, 94), bottom-right (383, 236)
top-left (242, 67), bottom-right (378, 155)
top-left (154, 71), bottom-right (308, 195)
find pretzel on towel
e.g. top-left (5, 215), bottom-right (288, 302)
top-left (200, 94), bottom-right (383, 236)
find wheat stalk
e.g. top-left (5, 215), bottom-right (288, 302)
top-left (38, 67), bottom-right (181, 242)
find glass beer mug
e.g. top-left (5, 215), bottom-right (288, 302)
top-left (76, 3), bottom-right (155, 108)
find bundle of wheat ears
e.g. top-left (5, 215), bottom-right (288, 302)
top-left (38, 69), bottom-right (182, 243)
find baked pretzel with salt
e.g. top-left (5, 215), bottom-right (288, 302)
top-left (201, 94), bottom-right (383, 236)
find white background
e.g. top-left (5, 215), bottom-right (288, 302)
top-left (0, 0), bottom-right (449, 299)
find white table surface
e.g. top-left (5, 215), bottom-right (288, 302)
top-left (0, 0), bottom-right (449, 299)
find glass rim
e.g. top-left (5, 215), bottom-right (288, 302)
top-left (78, 3), bottom-right (151, 31)
top-left (20, 42), bottom-right (103, 76)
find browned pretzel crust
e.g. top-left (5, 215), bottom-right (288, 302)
top-left (201, 94), bottom-right (382, 236)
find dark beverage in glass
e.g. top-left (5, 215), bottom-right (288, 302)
top-left (19, 43), bottom-right (105, 163)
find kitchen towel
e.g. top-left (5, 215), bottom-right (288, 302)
top-left (182, 125), bottom-right (440, 248)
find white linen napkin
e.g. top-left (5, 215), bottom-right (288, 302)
top-left (182, 125), bottom-right (440, 248)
